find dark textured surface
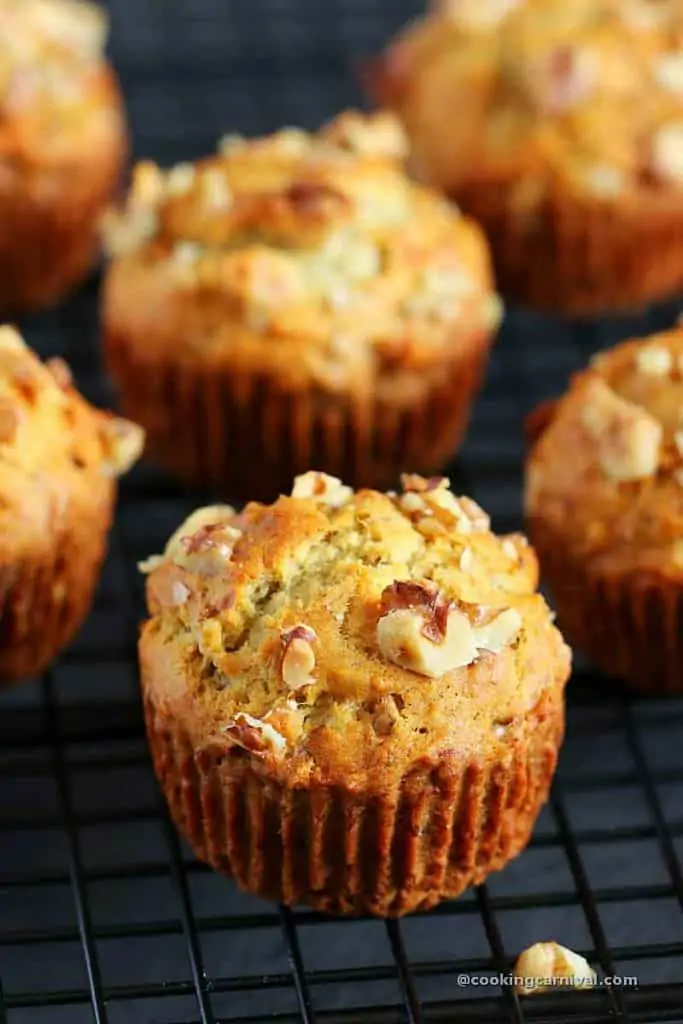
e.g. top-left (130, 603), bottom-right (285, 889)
top-left (1, 1), bottom-right (683, 1022)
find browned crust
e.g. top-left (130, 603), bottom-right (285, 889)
top-left (528, 517), bottom-right (683, 694)
top-left (454, 181), bottom-right (683, 317)
top-left (0, 66), bottom-right (127, 315)
top-left (104, 324), bottom-right (493, 501)
top-left (524, 399), bottom-right (558, 449)
top-left (143, 682), bottom-right (564, 916)
top-left (0, 484), bottom-right (115, 683)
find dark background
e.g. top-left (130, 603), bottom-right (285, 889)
top-left (0, 2), bottom-right (682, 1022)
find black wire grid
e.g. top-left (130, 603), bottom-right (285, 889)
top-left (2, 1), bottom-right (683, 1022)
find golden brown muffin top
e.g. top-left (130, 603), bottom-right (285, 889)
top-left (0, 0), bottom-right (117, 164)
top-left (377, 0), bottom-right (683, 198)
top-left (102, 111), bottom-right (499, 391)
top-left (0, 325), bottom-right (143, 554)
top-left (140, 472), bottom-right (569, 787)
top-left (525, 325), bottom-right (683, 577)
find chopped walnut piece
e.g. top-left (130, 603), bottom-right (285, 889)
top-left (370, 694), bottom-right (403, 737)
top-left (472, 608), bottom-right (522, 654)
top-left (513, 942), bottom-right (596, 996)
top-left (100, 417), bottom-right (144, 478)
top-left (437, 0), bottom-right (520, 30)
top-left (202, 168), bottom-right (233, 210)
top-left (138, 506), bottom-right (238, 575)
top-left (280, 625), bottom-right (317, 689)
top-left (176, 522), bottom-right (242, 574)
top-left (0, 326), bottom-right (25, 354)
top-left (171, 580), bottom-right (191, 606)
top-left (580, 378), bottom-right (662, 481)
top-left (223, 712), bottom-right (287, 756)
top-left (459, 547), bottom-right (474, 572)
top-left (380, 581), bottom-right (451, 643)
top-left (457, 496), bottom-right (491, 532)
top-left (400, 491), bottom-right (427, 514)
top-left (651, 123), bottom-right (683, 185)
top-left (377, 605), bottom-right (477, 678)
top-left (45, 357), bottom-right (72, 390)
top-left (0, 398), bottom-right (20, 443)
top-left (166, 162), bottom-right (196, 196)
top-left (291, 471), bottom-right (352, 507)
top-left (635, 345), bottom-right (673, 377)
top-left (401, 473), bottom-right (447, 493)
top-left (321, 111), bottom-right (408, 161)
top-left (501, 538), bottom-right (519, 561)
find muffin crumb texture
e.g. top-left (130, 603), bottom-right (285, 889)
top-left (141, 471), bottom-right (568, 784)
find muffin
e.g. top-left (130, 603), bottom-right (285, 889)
top-left (139, 471), bottom-right (570, 916)
top-left (0, 325), bottom-right (143, 682)
top-left (102, 110), bottom-right (501, 502)
top-left (372, 0), bottom-right (683, 316)
top-left (525, 325), bottom-right (683, 693)
top-left (0, 0), bottom-right (127, 314)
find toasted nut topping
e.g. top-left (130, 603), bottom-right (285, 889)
top-left (223, 712), bottom-right (287, 755)
top-left (655, 53), bottom-right (683, 95)
top-left (0, 398), bottom-right (20, 443)
top-left (201, 168), bottom-right (233, 210)
top-left (131, 161), bottom-right (166, 207)
top-left (501, 538), bottom-right (519, 561)
top-left (377, 605), bottom-right (477, 678)
top-left (171, 580), bottom-right (191, 605)
top-left (370, 694), bottom-right (403, 737)
top-left (459, 547), bottom-right (474, 572)
top-left (635, 345), bottom-right (673, 377)
top-left (45, 357), bottom-right (72, 390)
top-left (166, 162), bottom-right (196, 196)
top-left (280, 625), bottom-right (317, 689)
top-left (0, 326), bottom-right (26, 354)
top-left (401, 473), bottom-right (448, 493)
top-left (400, 491), bottom-right (427, 514)
top-left (457, 495), bottom-right (491, 532)
top-left (472, 607), bottom-right (522, 654)
top-left (651, 123), bottom-right (683, 184)
top-left (100, 417), bottom-right (144, 478)
top-left (291, 471), bottom-right (352, 507)
top-left (380, 580), bottom-right (452, 643)
top-left (580, 379), bottom-right (662, 481)
top-left (139, 507), bottom-right (238, 574)
top-left (321, 111), bottom-right (408, 160)
top-left (438, 0), bottom-right (520, 30)
top-left (513, 942), bottom-right (596, 996)
top-left (218, 132), bottom-right (246, 155)
top-left (176, 522), bottom-right (242, 574)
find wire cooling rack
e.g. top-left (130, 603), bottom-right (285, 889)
top-left (2, 1), bottom-right (683, 1022)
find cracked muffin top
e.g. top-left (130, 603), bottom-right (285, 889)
top-left (525, 325), bottom-right (683, 577)
top-left (0, 326), bottom-right (143, 555)
top-left (139, 472), bottom-right (569, 788)
top-left (375, 0), bottom-right (683, 199)
top-left (102, 110), bottom-right (499, 393)
top-left (0, 0), bottom-right (122, 165)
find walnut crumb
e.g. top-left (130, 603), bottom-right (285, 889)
top-left (291, 471), bottom-right (352, 507)
top-left (635, 345), bottom-right (673, 377)
top-left (580, 379), bottom-right (662, 481)
top-left (45, 357), bottom-right (72, 390)
top-left (101, 417), bottom-right (145, 478)
top-left (0, 398), bottom-right (20, 444)
top-left (512, 942), bottom-right (596, 996)
top-left (280, 625), bottom-right (317, 689)
top-left (223, 712), bottom-right (287, 755)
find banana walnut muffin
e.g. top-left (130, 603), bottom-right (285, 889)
top-left (373, 0), bottom-right (683, 315)
top-left (102, 110), bottom-right (500, 501)
top-left (0, 325), bottom-right (143, 682)
top-left (526, 324), bottom-right (683, 693)
top-left (139, 471), bottom-right (570, 916)
top-left (0, 0), bottom-right (127, 313)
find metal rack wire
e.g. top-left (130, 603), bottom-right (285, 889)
top-left (2, 1), bottom-right (683, 1021)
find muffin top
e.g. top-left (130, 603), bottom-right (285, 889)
top-left (140, 472), bottom-right (569, 788)
top-left (0, 0), bottom-right (118, 165)
top-left (102, 111), bottom-right (499, 394)
top-left (525, 325), bottom-right (683, 577)
top-left (376, 0), bottom-right (683, 199)
top-left (0, 325), bottom-right (143, 554)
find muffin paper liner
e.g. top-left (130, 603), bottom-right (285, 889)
top-left (529, 531), bottom-right (683, 694)
top-left (104, 327), bottom-right (493, 503)
top-left (0, 498), bottom-right (113, 684)
top-left (142, 687), bottom-right (564, 917)
top-left (454, 183), bottom-right (683, 317)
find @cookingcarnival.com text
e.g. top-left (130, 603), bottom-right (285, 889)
top-left (455, 973), bottom-right (638, 990)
